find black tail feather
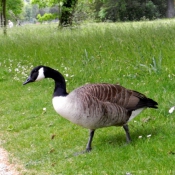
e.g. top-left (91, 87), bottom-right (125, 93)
top-left (135, 98), bottom-right (158, 109)
top-left (146, 98), bottom-right (158, 108)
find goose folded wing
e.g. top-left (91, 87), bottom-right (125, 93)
top-left (78, 83), bottom-right (144, 110)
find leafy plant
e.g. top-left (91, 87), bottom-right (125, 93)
top-left (140, 53), bottom-right (163, 74)
top-left (37, 13), bottom-right (57, 22)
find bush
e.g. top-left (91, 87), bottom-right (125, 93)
top-left (37, 13), bottom-right (57, 23)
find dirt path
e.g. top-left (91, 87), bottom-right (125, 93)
top-left (0, 148), bottom-right (21, 175)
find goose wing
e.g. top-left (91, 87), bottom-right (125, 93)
top-left (76, 83), bottom-right (152, 111)
top-left (71, 84), bottom-right (132, 128)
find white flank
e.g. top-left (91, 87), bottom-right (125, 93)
top-left (169, 106), bottom-right (175, 114)
top-left (52, 96), bottom-right (80, 124)
top-left (36, 67), bottom-right (45, 81)
top-left (128, 108), bottom-right (145, 121)
top-left (52, 96), bottom-right (97, 128)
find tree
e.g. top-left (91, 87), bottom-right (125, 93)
top-left (31, 0), bottom-right (78, 26)
top-left (60, 0), bottom-right (78, 26)
top-left (0, 0), bottom-right (23, 35)
top-left (1, 0), bottom-right (7, 34)
top-left (24, 3), bottom-right (32, 21)
top-left (91, 0), bottom-right (169, 21)
top-left (166, 0), bottom-right (174, 17)
top-left (6, 0), bottom-right (23, 20)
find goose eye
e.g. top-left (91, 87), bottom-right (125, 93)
top-left (32, 69), bottom-right (37, 74)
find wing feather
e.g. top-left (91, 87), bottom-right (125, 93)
top-left (76, 83), bottom-right (142, 109)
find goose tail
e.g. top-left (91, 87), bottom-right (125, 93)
top-left (134, 98), bottom-right (158, 110)
top-left (146, 98), bottom-right (158, 109)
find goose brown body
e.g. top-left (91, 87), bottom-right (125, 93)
top-left (23, 65), bottom-right (158, 152)
top-left (53, 83), bottom-right (152, 130)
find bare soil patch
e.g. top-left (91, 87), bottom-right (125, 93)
top-left (0, 148), bottom-right (21, 175)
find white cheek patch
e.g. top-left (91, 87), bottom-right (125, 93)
top-left (36, 67), bottom-right (45, 81)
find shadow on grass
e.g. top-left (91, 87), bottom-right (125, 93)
top-left (94, 124), bottom-right (163, 149)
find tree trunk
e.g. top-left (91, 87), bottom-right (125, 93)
top-left (0, 0), bottom-right (2, 27)
top-left (59, 0), bottom-right (78, 27)
top-left (2, 0), bottom-right (7, 34)
top-left (166, 0), bottom-right (175, 18)
top-left (0, 12), bottom-right (3, 27)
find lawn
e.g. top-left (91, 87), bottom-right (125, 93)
top-left (0, 20), bottom-right (175, 174)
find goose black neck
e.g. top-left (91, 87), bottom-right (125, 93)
top-left (45, 67), bottom-right (68, 97)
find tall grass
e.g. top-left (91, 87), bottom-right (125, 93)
top-left (0, 20), bottom-right (175, 174)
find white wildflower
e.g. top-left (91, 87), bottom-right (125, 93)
top-left (138, 136), bottom-right (142, 139)
top-left (169, 106), bottom-right (175, 114)
top-left (65, 74), bottom-right (69, 77)
top-left (14, 77), bottom-right (19, 81)
top-left (43, 108), bottom-right (46, 111)
top-left (147, 134), bottom-right (151, 138)
top-left (126, 172), bottom-right (132, 175)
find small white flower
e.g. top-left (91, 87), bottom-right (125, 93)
top-left (138, 136), bottom-right (142, 139)
top-left (65, 74), bottom-right (69, 77)
top-left (169, 106), bottom-right (175, 114)
top-left (126, 172), bottom-right (132, 175)
top-left (43, 108), bottom-right (46, 111)
top-left (147, 134), bottom-right (152, 138)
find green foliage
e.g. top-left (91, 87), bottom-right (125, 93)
top-left (73, 0), bottom-right (95, 21)
top-left (1, 20), bottom-right (175, 174)
top-left (145, 1), bottom-right (160, 19)
top-left (31, 0), bottom-right (56, 8)
top-left (37, 13), bottom-right (57, 22)
top-left (31, 0), bottom-right (78, 26)
top-left (92, 0), bottom-right (167, 21)
top-left (6, 0), bottom-right (24, 20)
top-left (23, 3), bottom-right (32, 20)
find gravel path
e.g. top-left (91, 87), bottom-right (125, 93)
top-left (0, 148), bottom-right (20, 175)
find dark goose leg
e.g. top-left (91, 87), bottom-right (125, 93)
top-left (123, 124), bottom-right (131, 143)
top-left (86, 129), bottom-right (95, 152)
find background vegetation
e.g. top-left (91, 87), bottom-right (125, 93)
top-left (0, 19), bottom-right (175, 174)
top-left (1, 0), bottom-right (174, 27)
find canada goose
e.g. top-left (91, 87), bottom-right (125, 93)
top-left (23, 65), bottom-right (158, 152)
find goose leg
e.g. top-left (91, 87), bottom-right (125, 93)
top-left (123, 124), bottom-right (131, 143)
top-left (86, 129), bottom-right (95, 152)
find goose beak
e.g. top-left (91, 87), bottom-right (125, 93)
top-left (23, 76), bottom-right (34, 85)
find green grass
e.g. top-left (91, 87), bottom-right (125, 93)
top-left (0, 20), bottom-right (175, 174)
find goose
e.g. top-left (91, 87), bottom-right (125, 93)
top-left (23, 65), bottom-right (158, 152)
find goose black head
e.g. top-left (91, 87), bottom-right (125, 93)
top-left (23, 65), bottom-right (46, 85)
